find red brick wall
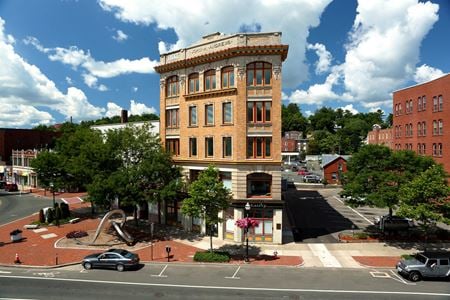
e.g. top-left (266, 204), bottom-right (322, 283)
top-left (393, 74), bottom-right (450, 174)
top-left (323, 157), bottom-right (347, 184)
top-left (281, 138), bottom-right (297, 152)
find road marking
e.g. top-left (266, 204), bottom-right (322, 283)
top-left (333, 196), bottom-right (374, 225)
top-left (40, 233), bottom-right (57, 239)
top-left (33, 271), bottom-right (59, 278)
top-left (308, 244), bottom-right (342, 268)
top-left (0, 270), bottom-right (12, 274)
top-left (0, 275), bottom-right (447, 297)
top-left (225, 266), bottom-right (241, 279)
top-left (370, 271), bottom-right (390, 278)
top-left (151, 264), bottom-right (168, 278)
top-left (389, 270), bottom-right (416, 285)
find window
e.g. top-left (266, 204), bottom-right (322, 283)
top-left (247, 137), bottom-right (272, 158)
top-left (422, 121), bottom-right (427, 136)
top-left (439, 119), bottom-right (443, 135)
top-left (405, 100), bottom-right (410, 113)
top-left (221, 66), bottom-right (234, 88)
top-left (166, 76), bottom-right (179, 97)
top-left (223, 137), bottom-right (232, 157)
top-left (247, 62), bottom-right (272, 86)
top-left (204, 69), bottom-right (216, 91)
top-left (438, 95), bottom-right (443, 111)
top-left (399, 104), bottom-right (402, 115)
top-left (422, 143), bottom-right (426, 155)
top-left (433, 96), bottom-right (438, 112)
top-left (409, 100), bottom-right (413, 113)
top-left (433, 143), bottom-right (437, 156)
top-left (189, 137), bottom-right (197, 157)
top-left (189, 106), bottom-right (197, 126)
top-left (205, 104), bottom-right (214, 125)
top-left (188, 73), bottom-right (199, 93)
top-left (222, 102), bottom-right (232, 124)
top-left (422, 96), bottom-right (426, 110)
top-left (418, 97), bottom-right (422, 111)
top-left (166, 139), bottom-right (179, 156)
top-left (247, 101), bottom-right (271, 123)
top-left (438, 143), bottom-right (443, 156)
top-left (247, 173), bottom-right (272, 197)
top-left (433, 120), bottom-right (438, 135)
top-left (395, 104), bottom-right (398, 116)
top-left (417, 122), bottom-right (422, 136)
top-left (165, 108), bottom-right (179, 128)
top-left (205, 137), bottom-right (214, 157)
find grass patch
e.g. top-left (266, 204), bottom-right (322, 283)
top-left (193, 251), bottom-right (230, 263)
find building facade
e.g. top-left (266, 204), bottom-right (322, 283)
top-left (367, 124), bottom-right (393, 149)
top-left (155, 32), bottom-right (288, 244)
top-left (393, 74), bottom-right (450, 174)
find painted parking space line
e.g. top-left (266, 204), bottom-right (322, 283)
top-left (333, 196), bottom-right (374, 225)
top-left (370, 271), bottom-right (390, 278)
top-left (389, 270), bottom-right (416, 285)
top-left (369, 270), bottom-right (416, 285)
top-left (151, 264), bottom-right (168, 278)
top-left (225, 266), bottom-right (241, 279)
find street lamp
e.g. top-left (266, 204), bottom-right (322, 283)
top-left (49, 182), bottom-right (56, 208)
top-left (244, 202), bottom-right (251, 262)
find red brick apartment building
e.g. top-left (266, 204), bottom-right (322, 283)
top-left (393, 74), bottom-right (450, 174)
top-left (367, 124), bottom-right (393, 149)
top-left (155, 32), bottom-right (288, 244)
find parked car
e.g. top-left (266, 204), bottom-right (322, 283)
top-left (82, 249), bottom-right (140, 271)
top-left (4, 183), bottom-right (18, 192)
top-left (303, 174), bottom-right (321, 183)
top-left (0, 181), bottom-right (6, 189)
top-left (396, 251), bottom-right (450, 281)
top-left (374, 215), bottom-right (414, 231)
top-left (297, 170), bottom-right (310, 176)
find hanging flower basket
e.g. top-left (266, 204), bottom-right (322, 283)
top-left (235, 217), bottom-right (260, 229)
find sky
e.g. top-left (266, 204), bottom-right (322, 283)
top-left (0, 0), bottom-right (449, 128)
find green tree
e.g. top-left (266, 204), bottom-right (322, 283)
top-left (30, 150), bottom-right (64, 190)
top-left (342, 145), bottom-right (435, 216)
top-left (308, 107), bottom-right (337, 132)
top-left (282, 103), bottom-right (307, 135)
top-left (181, 165), bottom-right (232, 252)
top-left (397, 165), bottom-right (450, 227)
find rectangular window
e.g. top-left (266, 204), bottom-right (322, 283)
top-left (189, 74), bottom-right (199, 93)
top-left (423, 122), bottom-right (427, 136)
top-left (418, 97), bottom-right (422, 111)
top-left (433, 120), bottom-right (438, 135)
top-left (205, 104), bottom-right (214, 125)
top-left (433, 96), bottom-right (438, 112)
top-left (222, 102), bottom-right (232, 124)
top-left (221, 67), bottom-right (234, 88)
top-left (438, 143), bottom-right (442, 156)
top-left (433, 143), bottom-right (437, 156)
top-left (189, 137), bottom-right (197, 157)
top-left (189, 106), bottom-right (197, 126)
top-left (205, 137), bottom-right (214, 157)
top-left (439, 120), bottom-right (443, 135)
top-left (247, 137), bottom-right (272, 158)
top-left (223, 137), bottom-right (232, 157)
top-left (165, 108), bottom-right (179, 128)
top-left (247, 102), bottom-right (254, 122)
top-left (247, 101), bottom-right (272, 123)
top-left (439, 95), bottom-right (443, 111)
top-left (165, 139), bottom-right (180, 156)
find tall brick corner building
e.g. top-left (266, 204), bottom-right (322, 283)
top-left (155, 32), bottom-right (288, 244)
top-left (393, 73), bottom-right (450, 174)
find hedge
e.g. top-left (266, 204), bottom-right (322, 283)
top-left (193, 251), bottom-right (230, 262)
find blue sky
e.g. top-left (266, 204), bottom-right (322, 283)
top-left (0, 0), bottom-right (448, 128)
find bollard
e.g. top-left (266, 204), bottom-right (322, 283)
top-left (165, 245), bottom-right (171, 262)
top-left (273, 250), bottom-right (278, 258)
top-left (55, 253), bottom-right (58, 265)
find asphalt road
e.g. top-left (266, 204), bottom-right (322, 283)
top-left (0, 264), bottom-right (449, 299)
top-left (0, 191), bottom-right (55, 225)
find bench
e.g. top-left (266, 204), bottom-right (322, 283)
top-left (69, 218), bottom-right (81, 224)
top-left (23, 224), bottom-right (40, 229)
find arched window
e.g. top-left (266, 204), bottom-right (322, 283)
top-left (221, 66), bottom-right (234, 88)
top-left (166, 76), bottom-right (179, 97)
top-left (204, 69), bottom-right (216, 91)
top-left (247, 62), bottom-right (272, 86)
top-left (188, 73), bottom-right (200, 94)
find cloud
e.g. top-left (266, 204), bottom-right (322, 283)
top-left (65, 76), bottom-right (74, 85)
top-left (414, 64), bottom-right (445, 83)
top-left (285, 0), bottom-right (439, 110)
top-left (24, 36), bottom-right (158, 89)
top-left (340, 104), bottom-right (358, 115)
top-left (0, 17), bottom-right (104, 127)
top-left (98, 0), bottom-right (333, 88)
top-left (307, 43), bottom-right (332, 74)
top-left (130, 100), bottom-right (157, 115)
top-left (132, 86), bottom-right (138, 92)
top-left (113, 29), bottom-right (128, 42)
top-left (105, 102), bottom-right (123, 117)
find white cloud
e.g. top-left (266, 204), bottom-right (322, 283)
top-left (99, 0), bottom-right (333, 88)
top-left (0, 17), bottom-right (104, 126)
top-left (130, 100), bottom-right (157, 115)
top-left (65, 76), bottom-right (74, 85)
top-left (307, 43), bottom-right (332, 74)
top-left (340, 104), bottom-right (358, 115)
top-left (113, 29), bottom-right (128, 42)
top-left (132, 86), bottom-right (138, 92)
top-left (285, 0), bottom-right (439, 110)
top-left (105, 102), bottom-right (123, 117)
top-left (414, 64), bottom-right (445, 83)
top-left (25, 36), bottom-right (158, 89)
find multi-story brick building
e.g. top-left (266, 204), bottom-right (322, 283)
top-left (393, 73), bottom-right (450, 174)
top-left (367, 124), bottom-right (393, 149)
top-left (155, 32), bottom-right (288, 244)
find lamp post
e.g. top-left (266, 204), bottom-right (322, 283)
top-left (49, 182), bottom-right (56, 208)
top-left (244, 202), bottom-right (251, 262)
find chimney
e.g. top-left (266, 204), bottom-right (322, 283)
top-left (121, 110), bottom-right (128, 123)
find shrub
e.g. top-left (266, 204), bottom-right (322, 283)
top-left (66, 230), bottom-right (88, 239)
top-left (354, 232), bottom-right (369, 239)
top-left (46, 208), bottom-right (54, 224)
top-left (39, 209), bottom-right (45, 223)
top-left (60, 203), bottom-right (70, 219)
top-left (193, 251), bottom-right (230, 262)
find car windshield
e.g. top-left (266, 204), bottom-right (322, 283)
top-left (414, 254), bottom-right (427, 264)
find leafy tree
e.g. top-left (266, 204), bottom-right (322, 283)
top-left (282, 103), bottom-right (307, 135)
top-left (397, 164), bottom-right (450, 227)
top-left (342, 145), bottom-right (435, 216)
top-left (30, 150), bottom-right (64, 190)
top-left (307, 130), bottom-right (338, 154)
top-left (181, 165), bottom-right (232, 252)
top-left (308, 107), bottom-right (337, 132)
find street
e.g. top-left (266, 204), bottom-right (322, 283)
top-left (0, 264), bottom-right (449, 299)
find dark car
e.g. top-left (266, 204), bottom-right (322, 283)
top-left (397, 251), bottom-right (450, 281)
top-left (82, 249), bottom-right (140, 271)
top-left (0, 181), bottom-right (6, 189)
top-left (374, 215), bottom-right (414, 232)
top-left (4, 183), bottom-right (18, 192)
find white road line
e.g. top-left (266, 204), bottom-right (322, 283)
top-left (308, 244), bottom-right (342, 268)
top-left (389, 270), bottom-right (416, 285)
top-left (0, 270), bottom-right (12, 274)
top-left (225, 266), bottom-right (241, 279)
top-left (333, 196), bottom-right (374, 225)
top-left (0, 275), bottom-right (447, 297)
top-left (151, 264), bottom-right (168, 278)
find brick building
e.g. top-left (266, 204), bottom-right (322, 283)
top-left (393, 73), bottom-right (450, 174)
top-left (155, 32), bottom-right (288, 244)
top-left (367, 124), bottom-right (393, 149)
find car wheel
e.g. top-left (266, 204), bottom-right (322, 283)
top-left (408, 271), bottom-right (421, 282)
top-left (116, 264), bottom-right (125, 272)
top-left (83, 262), bottom-right (92, 270)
